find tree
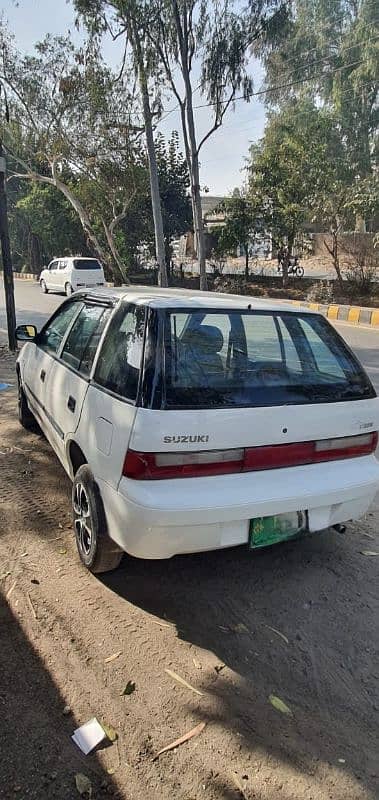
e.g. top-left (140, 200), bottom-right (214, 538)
top-left (155, 132), bottom-right (192, 277)
top-left (247, 100), bottom-right (353, 287)
top-left (74, 0), bottom-right (169, 287)
top-left (254, 0), bottom-right (378, 228)
top-left (145, 0), bottom-right (287, 290)
top-left (8, 181), bottom-right (89, 272)
top-left (0, 24), bottom-right (144, 282)
top-left (75, 0), bottom-right (287, 290)
top-left (215, 193), bottom-right (263, 279)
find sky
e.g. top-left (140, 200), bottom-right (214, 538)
top-left (2, 0), bottom-right (267, 196)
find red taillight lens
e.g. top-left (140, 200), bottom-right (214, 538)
top-left (123, 448), bottom-right (244, 480)
top-left (122, 432), bottom-right (378, 480)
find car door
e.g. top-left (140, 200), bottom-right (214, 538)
top-left (45, 301), bottom-right (113, 460)
top-left (75, 304), bottom-right (145, 490)
top-left (22, 300), bottom-right (83, 439)
top-left (46, 260), bottom-right (58, 290)
top-left (56, 259), bottom-right (67, 290)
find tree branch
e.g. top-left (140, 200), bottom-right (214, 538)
top-left (197, 88), bottom-right (235, 153)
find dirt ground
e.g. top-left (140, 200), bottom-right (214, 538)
top-left (0, 346), bottom-right (378, 800)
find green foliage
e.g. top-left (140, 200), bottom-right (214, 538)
top-left (255, 0), bottom-right (378, 179)
top-left (248, 100), bottom-right (352, 242)
top-left (10, 183), bottom-right (88, 270)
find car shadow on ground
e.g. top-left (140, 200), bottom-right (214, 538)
top-left (0, 597), bottom-right (121, 800)
top-left (102, 529), bottom-right (378, 799)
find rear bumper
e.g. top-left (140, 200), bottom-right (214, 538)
top-left (98, 455), bottom-right (379, 559)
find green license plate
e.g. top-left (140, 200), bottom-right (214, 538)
top-left (249, 512), bottom-right (307, 549)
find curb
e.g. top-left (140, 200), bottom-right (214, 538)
top-left (8, 274), bottom-right (379, 329)
top-left (290, 300), bottom-right (379, 328)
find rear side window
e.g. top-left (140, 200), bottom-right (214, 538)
top-left (94, 305), bottom-right (145, 400)
top-left (61, 304), bottom-right (112, 376)
top-left (73, 259), bottom-right (101, 270)
top-left (38, 301), bottom-right (81, 354)
top-left (163, 309), bottom-right (374, 409)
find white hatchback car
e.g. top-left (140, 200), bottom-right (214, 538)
top-left (39, 256), bottom-right (106, 296)
top-left (16, 287), bottom-right (379, 573)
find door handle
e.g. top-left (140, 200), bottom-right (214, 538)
top-left (67, 395), bottom-right (76, 413)
top-left (40, 369), bottom-right (46, 382)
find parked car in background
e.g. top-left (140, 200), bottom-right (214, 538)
top-left (39, 257), bottom-right (106, 296)
top-left (15, 287), bottom-right (379, 574)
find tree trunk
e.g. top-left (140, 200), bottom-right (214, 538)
top-left (244, 246), bottom-right (249, 281)
top-left (355, 213), bottom-right (366, 233)
top-left (171, 0), bottom-right (207, 291)
top-left (324, 230), bottom-right (343, 289)
top-left (28, 231), bottom-right (42, 274)
top-left (103, 221), bottom-right (130, 285)
top-left (130, 17), bottom-right (167, 288)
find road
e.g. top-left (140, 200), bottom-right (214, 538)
top-left (1, 277), bottom-right (378, 391)
top-left (0, 278), bottom-right (379, 800)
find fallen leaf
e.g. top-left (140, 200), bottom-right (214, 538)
top-left (192, 658), bottom-right (202, 669)
top-left (107, 768), bottom-right (116, 775)
top-left (153, 721), bottom-right (206, 760)
top-left (265, 625), bottom-right (289, 645)
top-left (75, 773), bottom-right (92, 797)
top-left (101, 723), bottom-right (118, 742)
top-left (214, 663), bottom-right (226, 674)
top-left (232, 623), bottom-right (249, 634)
top-left (269, 694), bottom-right (292, 715)
top-left (360, 550), bottom-right (379, 556)
top-left (121, 681), bottom-right (136, 696)
top-left (104, 651), bottom-right (122, 664)
top-left (58, 548), bottom-right (67, 555)
top-left (20, 552), bottom-right (28, 558)
top-left (165, 668), bottom-right (203, 696)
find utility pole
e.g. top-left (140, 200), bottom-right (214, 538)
top-left (0, 142), bottom-right (16, 351)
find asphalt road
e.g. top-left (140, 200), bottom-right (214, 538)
top-left (1, 277), bottom-right (378, 391)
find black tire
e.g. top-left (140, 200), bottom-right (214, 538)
top-left (40, 279), bottom-right (48, 294)
top-left (296, 265), bottom-right (304, 278)
top-left (65, 282), bottom-right (73, 297)
top-left (18, 377), bottom-right (37, 430)
top-left (72, 465), bottom-right (123, 574)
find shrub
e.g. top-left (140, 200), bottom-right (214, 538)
top-left (306, 280), bottom-right (334, 303)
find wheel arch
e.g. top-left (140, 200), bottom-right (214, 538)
top-left (67, 440), bottom-right (87, 477)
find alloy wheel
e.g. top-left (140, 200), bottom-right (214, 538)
top-left (73, 483), bottom-right (93, 556)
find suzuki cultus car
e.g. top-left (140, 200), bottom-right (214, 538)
top-left (16, 287), bottom-right (379, 572)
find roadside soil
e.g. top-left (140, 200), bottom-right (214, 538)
top-left (0, 346), bottom-right (378, 800)
top-left (128, 270), bottom-right (379, 309)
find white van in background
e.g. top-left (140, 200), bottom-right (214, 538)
top-left (39, 257), bottom-right (106, 296)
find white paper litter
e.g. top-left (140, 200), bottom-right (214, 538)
top-left (71, 718), bottom-right (106, 755)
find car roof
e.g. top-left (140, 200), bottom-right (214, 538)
top-left (78, 285), bottom-right (316, 314)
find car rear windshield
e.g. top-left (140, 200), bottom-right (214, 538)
top-left (73, 259), bottom-right (102, 270)
top-left (162, 309), bottom-right (375, 408)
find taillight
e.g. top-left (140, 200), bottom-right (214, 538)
top-left (123, 448), bottom-right (244, 479)
top-left (122, 432), bottom-right (378, 480)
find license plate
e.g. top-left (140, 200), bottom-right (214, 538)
top-left (249, 511), bottom-right (307, 549)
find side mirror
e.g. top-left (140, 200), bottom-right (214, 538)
top-left (15, 324), bottom-right (37, 342)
